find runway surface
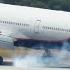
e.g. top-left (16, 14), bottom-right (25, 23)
top-left (0, 66), bottom-right (20, 70)
top-left (0, 66), bottom-right (70, 70)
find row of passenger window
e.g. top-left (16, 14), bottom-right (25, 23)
top-left (43, 26), bottom-right (70, 32)
top-left (0, 20), bottom-right (29, 26)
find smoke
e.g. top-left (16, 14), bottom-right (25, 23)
top-left (13, 41), bottom-right (70, 68)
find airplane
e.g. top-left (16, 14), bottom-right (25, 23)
top-left (0, 3), bottom-right (70, 42)
top-left (0, 3), bottom-right (70, 64)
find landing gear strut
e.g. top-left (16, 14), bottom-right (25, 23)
top-left (0, 56), bottom-right (3, 65)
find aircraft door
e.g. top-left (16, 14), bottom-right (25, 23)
top-left (34, 19), bottom-right (41, 34)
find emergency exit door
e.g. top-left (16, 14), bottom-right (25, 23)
top-left (34, 19), bottom-right (41, 34)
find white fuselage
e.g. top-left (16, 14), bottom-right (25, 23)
top-left (0, 3), bottom-right (70, 41)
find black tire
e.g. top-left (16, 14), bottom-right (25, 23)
top-left (0, 56), bottom-right (3, 65)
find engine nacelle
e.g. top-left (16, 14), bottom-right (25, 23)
top-left (0, 35), bottom-right (14, 49)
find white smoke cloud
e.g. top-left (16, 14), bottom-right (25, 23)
top-left (13, 41), bottom-right (70, 68)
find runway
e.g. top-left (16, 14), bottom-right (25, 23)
top-left (0, 66), bottom-right (70, 70)
top-left (0, 48), bottom-right (70, 70)
top-left (0, 46), bottom-right (70, 70)
top-left (0, 66), bottom-right (20, 70)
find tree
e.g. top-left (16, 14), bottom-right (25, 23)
top-left (2, 0), bottom-right (70, 12)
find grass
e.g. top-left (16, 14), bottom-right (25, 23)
top-left (0, 47), bottom-right (44, 58)
top-left (0, 47), bottom-right (31, 58)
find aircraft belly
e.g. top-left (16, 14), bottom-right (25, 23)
top-left (32, 31), bottom-right (70, 41)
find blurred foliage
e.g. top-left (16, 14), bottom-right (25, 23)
top-left (0, 0), bottom-right (70, 11)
